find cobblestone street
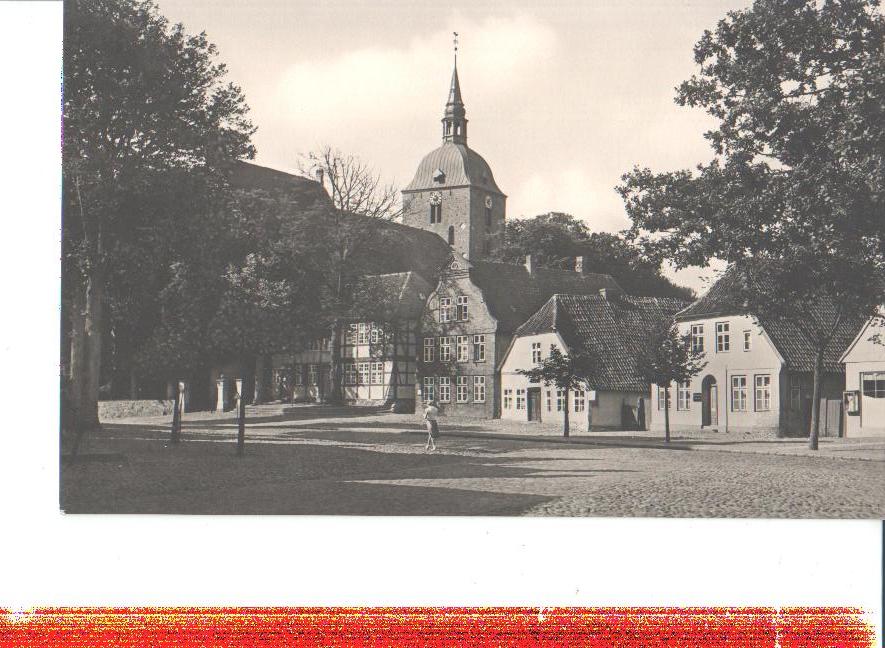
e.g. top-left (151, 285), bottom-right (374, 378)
top-left (61, 408), bottom-right (885, 517)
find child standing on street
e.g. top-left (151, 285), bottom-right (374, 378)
top-left (423, 400), bottom-right (440, 452)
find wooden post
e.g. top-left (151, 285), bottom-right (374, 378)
top-left (236, 378), bottom-right (245, 456)
top-left (170, 381), bottom-right (182, 444)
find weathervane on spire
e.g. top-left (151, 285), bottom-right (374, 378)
top-left (453, 31), bottom-right (459, 64)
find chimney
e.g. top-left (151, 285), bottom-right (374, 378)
top-left (314, 167), bottom-right (325, 188)
top-left (598, 288), bottom-right (608, 300)
top-left (575, 256), bottom-right (584, 274)
top-left (525, 254), bottom-right (534, 274)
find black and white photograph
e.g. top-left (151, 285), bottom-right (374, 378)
top-left (57, 0), bottom-right (884, 519)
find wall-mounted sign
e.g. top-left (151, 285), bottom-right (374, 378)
top-left (692, 393), bottom-right (703, 402)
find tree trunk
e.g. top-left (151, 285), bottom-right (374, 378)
top-left (329, 320), bottom-right (344, 403)
top-left (253, 354), bottom-right (270, 404)
top-left (663, 386), bottom-right (671, 443)
top-left (563, 388), bottom-right (570, 438)
top-left (129, 367), bottom-right (138, 400)
top-left (67, 286), bottom-right (87, 431)
top-left (81, 265), bottom-right (104, 432)
top-left (387, 327), bottom-right (399, 407)
top-left (808, 349), bottom-right (824, 450)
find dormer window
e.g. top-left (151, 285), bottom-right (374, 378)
top-left (433, 168), bottom-right (446, 183)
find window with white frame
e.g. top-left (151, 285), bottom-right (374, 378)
top-left (357, 362), bottom-right (370, 385)
top-left (370, 325), bottom-right (381, 344)
top-left (370, 362), bottom-right (383, 385)
top-left (456, 295), bottom-right (469, 321)
top-left (308, 364), bottom-right (319, 385)
top-left (343, 363), bottom-right (357, 385)
top-left (574, 390), bottom-right (585, 413)
top-left (473, 335), bottom-right (486, 362)
top-left (691, 324), bottom-right (704, 353)
top-left (743, 330), bottom-right (751, 351)
top-left (456, 336), bottom-right (469, 362)
top-left (677, 382), bottom-right (691, 410)
top-left (357, 323), bottom-right (370, 345)
top-left (531, 342), bottom-right (542, 364)
top-left (516, 389), bottom-right (525, 410)
top-left (657, 386), bottom-right (668, 410)
top-left (423, 377), bottom-right (435, 402)
top-left (731, 375), bottom-right (748, 411)
top-left (439, 297), bottom-right (453, 323)
top-left (473, 376), bottom-right (486, 402)
top-left (439, 336), bottom-right (452, 362)
top-left (438, 376), bottom-right (451, 403)
top-left (345, 324), bottom-right (358, 345)
top-left (556, 389), bottom-right (565, 412)
top-left (503, 388), bottom-right (513, 409)
top-left (546, 390), bottom-right (552, 412)
top-left (423, 337), bottom-right (435, 363)
top-left (754, 374), bottom-right (771, 411)
top-left (862, 371), bottom-right (885, 398)
top-left (456, 376), bottom-right (469, 403)
top-left (716, 322), bottom-right (730, 352)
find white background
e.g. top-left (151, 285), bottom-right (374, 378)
top-left (0, 2), bottom-right (880, 640)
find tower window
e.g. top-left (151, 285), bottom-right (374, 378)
top-left (485, 206), bottom-right (492, 229)
top-left (447, 225), bottom-right (455, 246)
top-left (430, 203), bottom-right (442, 224)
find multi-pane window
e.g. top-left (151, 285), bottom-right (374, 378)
top-left (545, 390), bottom-right (552, 412)
top-left (473, 376), bottom-right (486, 402)
top-left (423, 337), bottom-right (435, 363)
top-left (344, 363), bottom-right (357, 386)
top-left (556, 389), bottom-right (565, 412)
top-left (439, 336), bottom-right (452, 362)
top-left (657, 386), bottom-right (667, 410)
top-left (516, 389), bottom-right (526, 410)
top-left (691, 324), bottom-right (704, 353)
top-left (456, 376), bottom-right (469, 403)
top-left (731, 375), bottom-right (748, 411)
top-left (345, 324), bottom-right (358, 345)
top-left (531, 342), bottom-right (542, 364)
top-left (743, 330), bottom-right (751, 351)
top-left (503, 388), bottom-right (513, 409)
top-left (473, 335), bottom-right (486, 362)
top-left (862, 371), bottom-right (885, 398)
top-left (677, 382), bottom-right (691, 410)
top-left (456, 295), bottom-right (469, 321)
top-left (754, 375), bottom-right (771, 411)
top-left (716, 322), bottom-right (730, 352)
top-left (357, 362), bottom-right (370, 385)
top-left (574, 390), bottom-right (585, 413)
top-left (370, 362), bottom-right (383, 385)
top-left (456, 336), bottom-right (469, 362)
top-left (370, 326), bottom-right (381, 344)
top-left (423, 377), bottom-right (435, 402)
top-left (357, 323), bottom-right (370, 344)
top-left (438, 376), bottom-right (451, 403)
top-left (430, 203), bottom-right (442, 224)
top-left (308, 364), bottom-right (319, 386)
top-left (439, 297), bottom-right (452, 323)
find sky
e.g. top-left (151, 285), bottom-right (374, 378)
top-left (155, 0), bottom-right (749, 292)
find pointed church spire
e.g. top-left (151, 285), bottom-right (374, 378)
top-left (442, 32), bottom-right (467, 145)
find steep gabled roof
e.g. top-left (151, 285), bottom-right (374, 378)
top-left (675, 265), bottom-right (865, 372)
top-left (353, 271), bottom-right (434, 321)
top-left (228, 161), bottom-right (331, 210)
top-left (467, 261), bottom-right (623, 332)
top-left (515, 293), bottom-right (690, 392)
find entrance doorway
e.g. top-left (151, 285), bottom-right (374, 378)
top-left (701, 375), bottom-right (718, 427)
top-left (527, 387), bottom-right (542, 422)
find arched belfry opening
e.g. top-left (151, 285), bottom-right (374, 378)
top-left (447, 225), bottom-right (455, 246)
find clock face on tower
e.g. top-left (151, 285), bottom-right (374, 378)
top-left (430, 191), bottom-right (442, 206)
top-left (485, 196), bottom-right (493, 209)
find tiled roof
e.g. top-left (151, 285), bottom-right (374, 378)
top-left (675, 266), bottom-right (864, 372)
top-left (468, 261), bottom-right (623, 332)
top-left (228, 161), bottom-right (331, 209)
top-left (403, 142), bottom-right (503, 194)
top-left (515, 293), bottom-right (691, 392)
top-left (353, 271), bottom-right (434, 320)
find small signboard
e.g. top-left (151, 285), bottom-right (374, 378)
top-left (692, 393), bottom-right (703, 402)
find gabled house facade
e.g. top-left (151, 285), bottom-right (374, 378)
top-left (499, 292), bottom-right (689, 431)
top-left (417, 256), bottom-right (623, 418)
top-left (651, 268), bottom-right (863, 437)
top-left (840, 314), bottom-right (885, 437)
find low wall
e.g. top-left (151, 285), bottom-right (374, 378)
top-left (98, 400), bottom-right (174, 420)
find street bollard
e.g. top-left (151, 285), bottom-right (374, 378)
top-left (170, 382), bottom-right (182, 444)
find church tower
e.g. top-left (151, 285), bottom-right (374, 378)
top-left (401, 49), bottom-right (506, 261)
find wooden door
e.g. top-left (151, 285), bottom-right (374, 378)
top-left (527, 388), bottom-right (542, 422)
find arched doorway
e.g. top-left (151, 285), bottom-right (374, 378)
top-left (701, 375), bottom-right (718, 427)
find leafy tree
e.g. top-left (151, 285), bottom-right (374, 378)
top-left (618, 0), bottom-right (885, 449)
top-left (636, 323), bottom-right (707, 442)
top-left (493, 213), bottom-right (694, 300)
top-left (518, 345), bottom-right (603, 437)
top-left (63, 0), bottom-right (256, 435)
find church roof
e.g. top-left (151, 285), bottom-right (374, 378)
top-left (228, 161), bottom-right (331, 209)
top-left (403, 142), bottom-right (503, 194)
